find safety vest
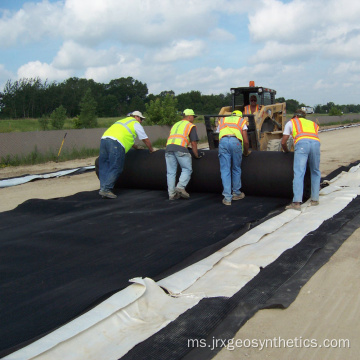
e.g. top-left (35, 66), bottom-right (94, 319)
top-left (219, 116), bottom-right (246, 149)
top-left (291, 117), bottom-right (320, 144)
top-left (166, 120), bottom-right (195, 147)
top-left (243, 104), bottom-right (259, 114)
top-left (102, 117), bottom-right (138, 153)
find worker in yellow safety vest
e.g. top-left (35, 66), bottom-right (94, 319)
top-left (281, 109), bottom-right (321, 210)
top-left (243, 95), bottom-right (260, 114)
top-left (218, 110), bottom-right (250, 206)
top-left (98, 111), bottom-right (154, 199)
top-left (165, 109), bottom-right (203, 200)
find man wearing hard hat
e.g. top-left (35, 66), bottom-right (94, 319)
top-left (165, 109), bottom-right (203, 200)
top-left (281, 109), bottom-right (321, 210)
top-left (217, 110), bottom-right (250, 205)
top-left (98, 111), bottom-right (154, 199)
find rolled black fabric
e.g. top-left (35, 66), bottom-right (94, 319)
top-left (95, 149), bottom-right (308, 199)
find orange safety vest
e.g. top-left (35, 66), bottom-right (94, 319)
top-left (291, 117), bottom-right (320, 144)
top-left (243, 104), bottom-right (259, 114)
top-left (166, 120), bottom-right (195, 147)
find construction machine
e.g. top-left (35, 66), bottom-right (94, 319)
top-left (205, 81), bottom-right (292, 151)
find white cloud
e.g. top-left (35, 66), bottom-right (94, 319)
top-left (1, 0), bottom-right (360, 105)
top-left (53, 41), bottom-right (119, 69)
top-left (0, 0), bottom-right (63, 47)
top-left (17, 61), bottom-right (71, 81)
top-left (153, 40), bottom-right (206, 63)
top-left (209, 28), bottom-right (236, 42)
top-left (173, 66), bottom-right (249, 94)
top-left (84, 56), bottom-right (143, 83)
top-left (313, 79), bottom-right (338, 90)
top-left (333, 61), bottom-right (360, 75)
top-left (248, 0), bottom-right (360, 61)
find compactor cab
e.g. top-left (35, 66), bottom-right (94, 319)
top-left (205, 81), bottom-right (290, 151)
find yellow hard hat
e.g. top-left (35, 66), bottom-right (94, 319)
top-left (232, 110), bottom-right (243, 117)
top-left (183, 109), bottom-right (197, 118)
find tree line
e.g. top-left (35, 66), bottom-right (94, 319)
top-left (1, 77), bottom-right (359, 125)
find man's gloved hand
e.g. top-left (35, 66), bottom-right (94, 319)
top-left (243, 149), bottom-right (251, 157)
top-left (196, 151), bottom-right (205, 159)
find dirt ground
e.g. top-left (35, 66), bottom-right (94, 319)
top-left (1, 126), bottom-right (360, 359)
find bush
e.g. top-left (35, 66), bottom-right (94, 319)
top-left (145, 94), bottom-right (180, 125)
top-left (50, 105), bottom-right (67, 129)
top-left (76, 89), bottom-right (98, 128)
top-left (38, 114), bottom-right (50, 130)
top-left (329, 106), bottom-right (343, 116)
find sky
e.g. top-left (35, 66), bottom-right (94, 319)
top-left (1, 0), bottom-right (360, 107)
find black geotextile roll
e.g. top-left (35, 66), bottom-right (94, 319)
top-left (95, 149), bottom-right (304, 199)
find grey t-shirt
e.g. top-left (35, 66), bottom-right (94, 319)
top-left (165, 126), bottom-right (199, 153)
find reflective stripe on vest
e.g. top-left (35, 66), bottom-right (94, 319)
top-left (291, 117), bottom-right (320, 144)
top-left (166, 120), bottom-right (195, 147)
top-left (243, 104), bottom-right (259, 114)
top-left (219, 116), bottom-right (246, 149)
top-left (102, 117), bottom-right (137, 153)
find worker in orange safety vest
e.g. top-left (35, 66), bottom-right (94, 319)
top-left (217, 110), bottom-right (250, 206)
top-left (243, 95), bottom-right (260, 114)
top-left (281, 109), bottom-right (321, 211)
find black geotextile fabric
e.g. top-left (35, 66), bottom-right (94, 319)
top-left (0, 189), bottom-right (290, 357)
top-left (122, 195), bottom-right (360, 360)
top-left (95, 149), bottom-right (305, 199)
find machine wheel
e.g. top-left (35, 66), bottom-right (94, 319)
top-left (266, 139), bottom-right (282, 151)
top-left (286, 137), bottom-right (294, 151)
top-left (266, 137), bottom-right (294, 152)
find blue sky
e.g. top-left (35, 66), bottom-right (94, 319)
top-left (1, 0), bottom-right (360, 107)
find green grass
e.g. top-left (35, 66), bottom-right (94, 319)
top-left (0, 146), bottom-right (99, 168)
top-left (1, 115), bottom-right (207, 132)
top-left (152, 138), bottom-right (168, 148)
top-left (0, 117), bottom-right (125, 133)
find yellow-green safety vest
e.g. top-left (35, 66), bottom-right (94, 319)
top-left (219, 115), bottom-right (247, 149)
top-left (166, 120), bottom-right (195, 147)
top-left (291, 117), bottom-right (320, 144)
top-left (102, 117), bottom-right (138, 153)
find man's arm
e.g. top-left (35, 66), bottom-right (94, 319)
top-left (281, 135), bottom-right (290, 152)
top-left (190, 141), bottom-right (200, 158)
top-left (142, 138), bottom-right (154, 153)
top-left (241, 129), bottom-right (250, 156)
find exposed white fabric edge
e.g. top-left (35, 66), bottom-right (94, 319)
top-left (160, 164), bottom-right (360, 297)
top-left (3, 280), bottom-right (147, 360)
top-left (0, 166), bottom-right (95, 188)
top-left (3, 164), bottom-right (360, 360)
top-left (4, 278), bottom-right (201, 360)
top-left (158, 210), bottom-right (300, 294)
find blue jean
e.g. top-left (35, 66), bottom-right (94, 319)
top-left (99, 138), bottom-right (126, 192)
top-left (165, 151), bottom-right (192, 196)
top-left (293, 139), bottom-right (321, 202)
top-left (218, 136), bottom-right (242, 202)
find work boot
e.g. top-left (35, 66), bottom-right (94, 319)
top-left (310, 200), bottom-right (319, 206)
top-left (232, 192), bottom-right (245, 200)
top-left (222, 199), bottom-right (231, 206)
top-left (169, 193), bottom-right (180, 200)
top-left (175, 187), bottom-right (190, 199)
top-left (285, 202), bottom-right (301, 211)
top-left (99, 190), bottom-right (117, 199)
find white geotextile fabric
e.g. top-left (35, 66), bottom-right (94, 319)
top-left (0, 166), bottom-right (95, 188)
top-left (5, 164), bottom-right (360, 360)
top-left (4, 278), bottom-right (201, 360)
